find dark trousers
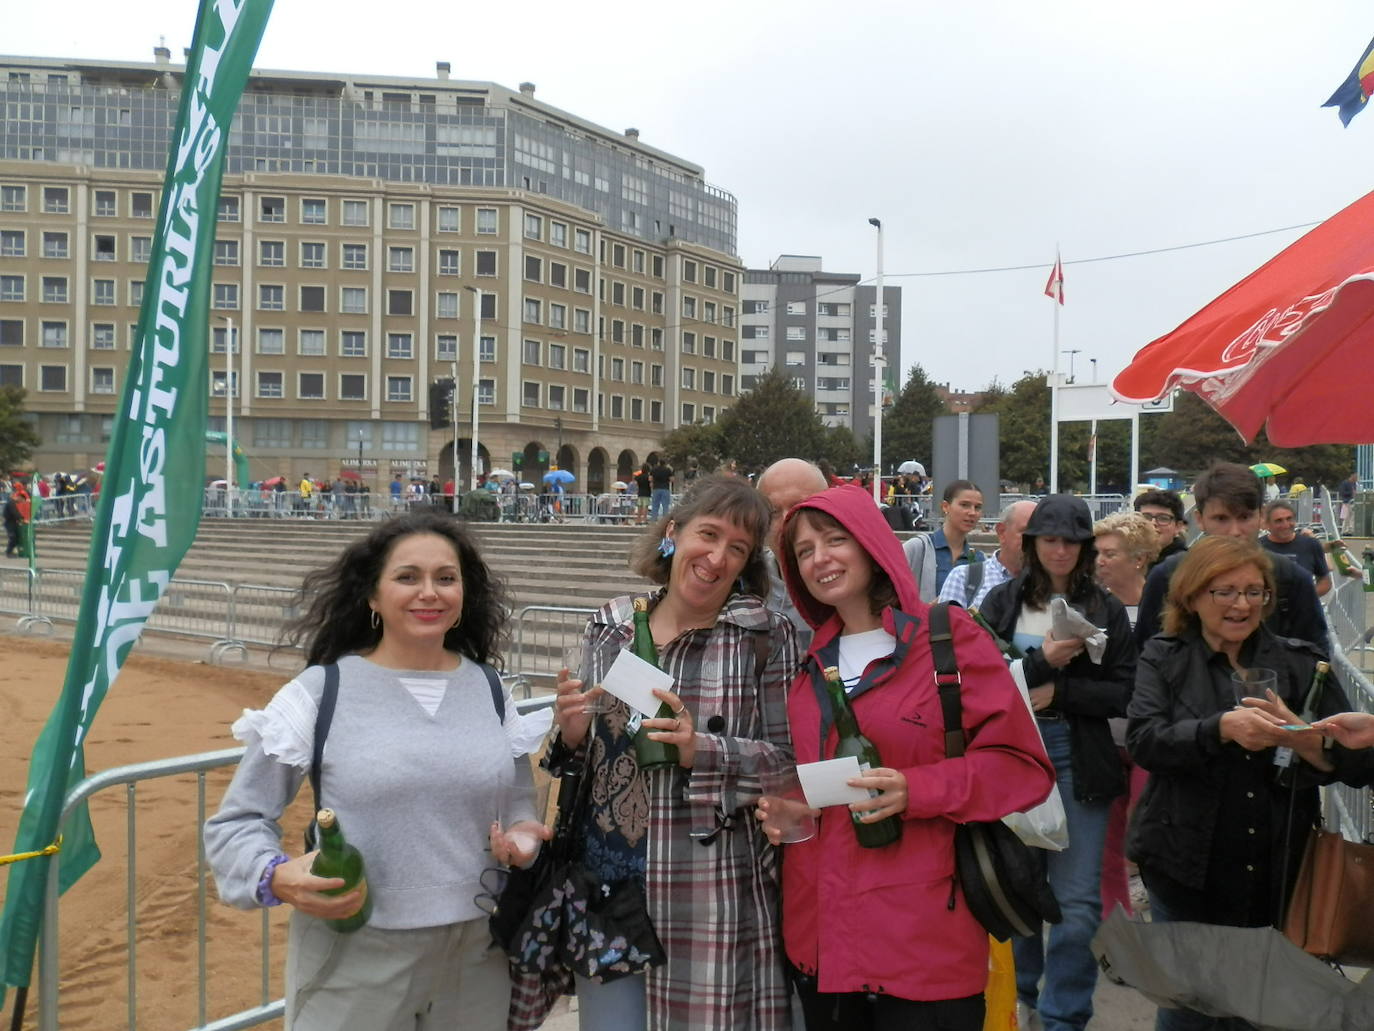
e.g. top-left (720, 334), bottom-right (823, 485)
top-left (791, 967), bottom-right (984, 1031)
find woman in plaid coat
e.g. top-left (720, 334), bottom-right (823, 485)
top-left (525, 476), bottom-right (799, 1030)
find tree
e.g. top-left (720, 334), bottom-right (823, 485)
top-left (715, 366), bottom-right (826, 475)
top-left (978, 371), bottom-right (1084, 487)
top-left (880, 365), bottom-right (948, 473)
top-left (661, 421), bottom-right (724, 473)
top-left (0, 386), bottom-right (41, 474)
top-left (819, 424), bottom-right (863, 472)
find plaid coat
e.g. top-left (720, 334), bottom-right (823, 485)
top-left (511, 588), bottom-right (798, 1030)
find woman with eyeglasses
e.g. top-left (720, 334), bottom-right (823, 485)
top-left (1126, 535), bottom-right (1373, 1031)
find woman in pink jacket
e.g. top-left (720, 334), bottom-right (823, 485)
top-left (774, 485), bottom-right (1053, 1030)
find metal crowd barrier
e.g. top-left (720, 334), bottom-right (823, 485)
top-left (510, 604), bottom-right (596, 694)
top-left (36, 696), bottom-right (556, 1031)
top-left (1322, 574), bottom-right (1374, 843)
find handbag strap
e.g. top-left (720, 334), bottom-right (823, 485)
top-left (308, 662), bottom-right (340, 813)
top-left (928, 603), bottom-right (969, 759)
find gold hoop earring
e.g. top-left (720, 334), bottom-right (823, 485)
top-left (370, 610), bottom-right (380, 630)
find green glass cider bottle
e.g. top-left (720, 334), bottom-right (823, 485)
top-left (631, 597), bottom-right (680, 770)
top-left (823, 665), bottom-right (901, 848)
top-left (968, 607), bottom-right (1025, 661)
top-left (310, 808), bottom-right (373, 933)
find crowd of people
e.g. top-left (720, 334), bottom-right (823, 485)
top-left (202, 458), bottom-right (1371, 1031)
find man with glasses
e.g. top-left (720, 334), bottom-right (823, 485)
top-left (1135, 463), bottom-right (1325, 649)
top-left (1133, 489), bottom-right (1188, 567)
top-left (1259, 499), bottom-right (1333, 598)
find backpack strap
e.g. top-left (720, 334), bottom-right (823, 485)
top-left (962, 560), bottom-right (985, 608)
top-left (927, 603), bottom-right (968, 759)
top-left (308, 662), bottom-right (340, 815)
top-left (479, 661), bottom-right (506, 722)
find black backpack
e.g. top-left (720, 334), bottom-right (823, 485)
top-left (928, 603), bottom-right (1062, 941)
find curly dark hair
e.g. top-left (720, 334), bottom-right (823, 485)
top-left (1020, 533), bottom-right (1099, 610)
top-left (281, 510), bottom-right (510, 668)
top-left (628, 475), bottom-right (772, 598)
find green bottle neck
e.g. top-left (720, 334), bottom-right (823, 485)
top-left (825, 681), bottom-right (862, 737)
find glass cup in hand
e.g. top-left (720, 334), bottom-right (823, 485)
top-left (563, 644), bottom-right (609, 715)
top-left (1231, 668), bottom-right (1278, 707)
top-left (758, 765), bottom-right (818, 844)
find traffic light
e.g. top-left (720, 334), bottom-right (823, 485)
top-left (512, 451), bottom-right (524, 469)
top-left (429, 378), bottom-right (454, 429)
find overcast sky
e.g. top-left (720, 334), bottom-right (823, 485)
top-left (8, 0), bottom-right (1374, 395)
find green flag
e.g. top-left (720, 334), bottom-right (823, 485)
top-left (0, 0), bottom-right (273, 999)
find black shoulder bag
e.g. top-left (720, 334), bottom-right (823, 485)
top-left (929, 602), bottom-right (1062, 941)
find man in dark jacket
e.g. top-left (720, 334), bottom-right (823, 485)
top-left (1135, 463), bottom-right (1324, 650)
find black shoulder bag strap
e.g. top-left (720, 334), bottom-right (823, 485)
top-left (304, 661), bottom-right (339, 849)
top-left (478, 661), bottom-right (507, 722)
top-left (962, 561), bottom-right (985, 609)
top-left (928, 603), bottom-right (968, 758)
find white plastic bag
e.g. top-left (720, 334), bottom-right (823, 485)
top-left (1001, 659), bottom-right (1069, 851)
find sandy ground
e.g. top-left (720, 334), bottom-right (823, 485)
top-left (0, 632), bottom-right (1159, 1031)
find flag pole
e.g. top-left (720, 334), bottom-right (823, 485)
top-left (1048, 247), bottom-right (1062, 493)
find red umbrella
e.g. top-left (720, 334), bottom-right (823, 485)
top-left (1112, 189), bottom-right (1374, 446)
top-left (337, 469), bottom-right (363, 482)
top-left (262, 475), bottom-right (285, 488)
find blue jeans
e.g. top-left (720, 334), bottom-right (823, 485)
top-left (1013, 720), bottom-right (1112, 1031)
top-left (1145, 886), bottom-right (1255, 1031)
top-left (650, 488), bottom-right (671, 519)
top-left (575, 972), bottom-right (646, 1030)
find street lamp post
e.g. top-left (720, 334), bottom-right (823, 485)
top-left (868, 217), bottom-right (885, 506)
top-left (465, 286), bottom-right (482, 497)
top-left (217, 314), bottom-right (235, 516)
top-left (1062, 348), bottom-right (1081, 385)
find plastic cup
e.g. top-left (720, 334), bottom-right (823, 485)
top-left (564, 643), bottom-right (610, 714)
top-left (1231, 668), bottom-right (1278, 706)
top-left (759, 765), bottom-right (818, 844)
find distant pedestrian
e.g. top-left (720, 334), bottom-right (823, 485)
top-left (649, 458), bottom-right (674, 519)
top-left (1339, 471), bottom-right (1358, 535)
top-left (4, 481), bottom-right (31, 558)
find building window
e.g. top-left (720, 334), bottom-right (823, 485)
top-left (298, 329), bottom-right (326, 356)
top-left (682, 259), bottom-right (697, 284)
top-left (257, 328), bottom-right (285, 355)
top-left (387, 375), bottom-right (413, 402)
top-left (211, 326), bottom-right (241, 354)
top-left (258, 284), bottom-right (284, 310)
top-left (129, 280), bottom-right (144, 307)
top-left (256, 371), bottom-right (284, 398)
top-left (0, 230), bottom-right (23, 257)
top-left (92, 279), bottom-right (115, 306)
top-left (387, 333), bottom-right (414, 359)
top-left (300, 241), bottom-right (325, 268)
top-left (611, 281), bottom-right (625, 306)
top-left (478, 378), bottom-right (495, 405)
top-left (682, 332), bottom-right (696, 355)
top-left (682, 297), bottom-right (697, 319)
top-left (476, 250), bottom-right (497, 276)
top-left (91, 323), bottom-right (115, 350)
top-left (703, 336), bottom-right (716, 358)
top-left (40, 321), bottom-right (67, 348)
top-left (298, 419), bottom-right (328, 449)
top-left (301, 198), bottom-right (327, 225)
top-left (217, 195), bottom-right (240, 222)
top-left (574, 228), bottom-right (592, 254)
top-left (480, 293), bottom-right (496, 319)
top-left (130, 191), bottom-right (154, 218)
top-left (549, 262), bottom-right (567, 289)
top-left (524, 213), bottom-right (542, 239)
top-left (786, 301), bottom-right (807, 316)
top-left (703, 370), bottom-right (716, 393)
top-left (253, 417), bottom-right (291, 447)
top-left (523, 297), bottom-right (541, 324)
top-left (299, 285), bottom-right (325, 312)
top-left (1, 185), bottom-right (27, 212)
top-left (744, 300), bottom-right (768, 314)
top-left (91, 366), bottom-right (116, 394)
top-left (213, 283), bottom-right (239, 310)
top-left (342, 199), bottom-right (369, 226)
top-left (437, 205), bottom-right (460, 232)
top-left (479, 335), bottom-right (496, 362)
top-left (259, 240), bottom-right (285, 267)
top-left (786, 326), bottom-right (806, 341)
top-left (651, 363), bottom-right (663, 387)
top-left (131, 236), bottom-right (152, 263)
top-left (572, 347), bottom-right (590, 374)
top-left (525, 255), bottom-right (542, 282)
top-left (476, 208), bottom-right (498, 234)
top-left (573, 308), bottom-right (590, 334)
top-left (42, 231), bottom-right (69, 259)
top-left (723, 271), bottom-right (736, 293)
top-left (42, 277), bottom-right (68, 304)
top-left (722, 373), bottom-right (734, 395)
top-left (650, 399), bottom-right (662, 423)
top-left (437, 249), bottom-right (460, 275)
top-left (388, 290), bottom-right (413, 316)
top-left (0, 276), bottom-right (24, 302)
top-left (431, 291), bottom-right (456, 319)
top-left (214, 239), bottom-right (239, 266)
top-left (340, 330), bottom-right (367, 358)
top-left (682, 367), bottom-right (696, 390)
top-left (0, 363), bottom-right (22, 386)
top-left (341, 286), bottom-right (367, 314)
top-left (681, 402), bottom-right (695, 424)
top-left (612, 244), bottom-right (626, 268)
top-left (550, 221), bottom-right (567, 248)
top-left (611, 320), bottom-right (625, 344)
top-left (388, 246), bottom-right (414, 273)
top-left (44, 187), bottom-right (70, 214)
top-left (436, 334), bottom-right (457, 361)
top-left (523, 338), bottom-right (541, 365)
top-left (522, 381), bottom-right (540, 407)
top-left (610, 357), bottom-right (625, 381)
top-left (209, 370), bottom-right (239, 397)
top-left (259, 196), bottom-right (285, 223)
top-left (572, 387), bottom-right (589, 413)
top-left (573, 268), bottom-right (591, 294)
top-left (40, 365), bottom-right (68, 391)
top-left (548, 303), bottom-right (566, 331)
top-left (610, 395), bottom-right (624, 419)
top-left (547, 384), bottom-right (565, 411)
top-left (342, 243), bottom-right (367, 270)
top-left (381, 419), bottom-right (420, 452)
top-left (339, 373), bottom-right (367, 400)
top-left (298, 372), bottom-right (325, 399)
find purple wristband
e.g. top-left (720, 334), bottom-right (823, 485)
top-left (256, 854), bottom-right (290, 907)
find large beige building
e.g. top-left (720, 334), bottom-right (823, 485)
top-left (0, 52), bottom-right (742, 491)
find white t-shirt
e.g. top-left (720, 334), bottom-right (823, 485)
top-left (836, 627), bottom-right (897, 691)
